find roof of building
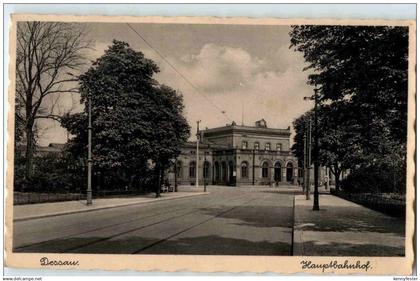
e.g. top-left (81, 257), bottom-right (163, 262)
top-left (181, 141), bottom-right (228, 150)
top-left (202, 121), bottom-right (291, 137)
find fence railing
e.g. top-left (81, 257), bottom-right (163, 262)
top-left (14, 187), bottom-right (174, 205)
top-left (14, 192), bottom-right (86, 205)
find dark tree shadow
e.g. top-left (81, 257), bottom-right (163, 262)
top-left (297, 205), bottom-right (405, 234)
top-left (14, 235), bottom-right (292, 256)
top-left (199, 205), bottom-right (294, 228)
top-left (295, 241), bottom-right (405, 257)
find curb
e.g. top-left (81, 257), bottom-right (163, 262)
top-left (14, 192), bottom-right (209, 222)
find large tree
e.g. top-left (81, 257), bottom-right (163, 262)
top-left (289, 25), bottom-right (408, 143)
top-left (292, 103), bottom-right (362, 189)
top-left (15, 21), bottom-right (89, 181)
top-left (62, 40), bottom-right (190, 196)
top-left (290, 25), bottom-right (408, 192)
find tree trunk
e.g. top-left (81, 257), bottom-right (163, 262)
top-left (174, 162), bottom-right (178, 192)
top-left (24, 122), bottom-right (35, 186)
top-left (160, 168), bottom-right (165, 192)
top-left (332, 165), bottom-right (341, 191)
top-left (155, 166), bottom-right (161, 198)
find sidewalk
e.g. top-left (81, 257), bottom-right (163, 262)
top-left (14, 191), bottom-right (208, 222)
top-left (293, 194), bottom-right (405, 256)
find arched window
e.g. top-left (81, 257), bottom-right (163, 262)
top-left (262, 162), bottom-right (269, 178)
top-left (189, 161), bottom-right (196, 178)
top-left (203, 161), bottom-right (210, 178)
top-left (241, 161), bottom-right (248, 178)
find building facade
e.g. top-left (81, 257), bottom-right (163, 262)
top-left (169, 119), bottom-right (299, 187)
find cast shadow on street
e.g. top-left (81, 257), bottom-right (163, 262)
top-left (198, 205), bottom-right (293, 228)
top-left (295, 241), bottom-right (405, 257)
top-left (14, 235), bottom-right (292, 256)
top-left (297, 205), bottom-right (405, 234)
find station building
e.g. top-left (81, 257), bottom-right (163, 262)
top-left (169, 119), bottom-right (299, 187)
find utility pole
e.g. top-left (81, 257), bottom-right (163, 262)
top-left (196, 120), bottom-right (201, 188)
top-left (306, 120), bottom-right (312, 200)
top-left (203, 146), bottom-right (208, 192)
top-left (313, 89), bottom-right (320, 211)
top-left (174, 160), bottom-right (178, 192)
top-left (252, 149), bottom-right (255, 185)
top-left (241, 99), bottom-right (244, 126)
top-left (87, 94), bottom-right (92, 205)
top-left (303, 130), bottom-right (307, 197)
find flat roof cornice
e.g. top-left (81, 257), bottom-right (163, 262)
top-left (202, 125), bottom-right (291, 137)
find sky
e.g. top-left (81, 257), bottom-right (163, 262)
top-left (36, 22), bottom-right (314, 146)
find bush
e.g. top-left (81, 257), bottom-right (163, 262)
top-left (331, 189), bottom-right (405, 217)
top-left (14, 150), bottom-right (159, 195)
top-left (341, 164), bottom-right (406, 194)
top-left (14, 151), bottom-right (85, 193)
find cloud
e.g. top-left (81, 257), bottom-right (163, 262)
top-left (153, 43), bottom-right (314, 136)
top-left (156, 44), bottom-right (263, 94)
top-left (37, 41), bottom-right (315, 145)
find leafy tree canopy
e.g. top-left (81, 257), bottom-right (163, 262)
top-left (290, 25), bottom-right (408, 143)
top-left (62, 40), bottom-right (190, 183)
top-left (290, 26), bottom-right (408, 192)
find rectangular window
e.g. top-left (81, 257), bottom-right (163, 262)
top-left (265, 143), bottom-right (271, 151)
top-left (276, 143), bottom-right (282, 151)
top-left (254, 142), bottom-right (260, 150)
top-left (242, 141), bottom-right (248, 149)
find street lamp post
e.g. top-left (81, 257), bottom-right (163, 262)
top-left (196, 120), bottom-right (201, 188)
top-left (304, 89), bottom-right (320, 211)
top-left (203, 146), bottom-right (208, 192)
top-left (313, 89), bottom-right (320, 211)
top-left (87, 94), bottom-right (93, 205)
top-left (303, 132), bottom-right (306, 194)
top-left (173, 159), bottom-right (178, 192)
top-left (306, 119), bottom-right (312, 200)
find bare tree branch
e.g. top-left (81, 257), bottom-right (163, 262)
top-left (15, 21), bottom-right (90, 179)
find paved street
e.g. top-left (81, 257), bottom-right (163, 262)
top-left (13, 186), bottom-right (298, 255)
top-left (294, 194), bottom-right (405, 256)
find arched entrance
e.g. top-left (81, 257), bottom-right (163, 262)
top-left (203, 161), bottom-right (210, 180)
top-left (189, 161), bottom-right (196, 179)
top-left (221, 161), bottom-right (227, 184)
top-left (274, 162), bottom-right (282, 182)
top-left (214, 162), bottom-right (220, 183)
top-left (176, 161), bottom-right (183, 179)
top-left (286, 162), bottom-right (294, 182)
top-left (228, 161), bottom-right (234, 185)
top-left (261, 161), bottom-right (271, 184)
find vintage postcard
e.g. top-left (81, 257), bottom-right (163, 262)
top-left (5, 14), bottom-right (415, 275)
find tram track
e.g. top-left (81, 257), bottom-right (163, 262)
top-left (131, 195), bottom-right (264, 254)
top-left (14, 191), bottom-right (251, 253)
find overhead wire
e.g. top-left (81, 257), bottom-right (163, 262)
top-left (126, 23), bottom-right (233, 123)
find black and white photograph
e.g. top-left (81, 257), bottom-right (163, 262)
top-left (5, 12), bottom-right (415, 275)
